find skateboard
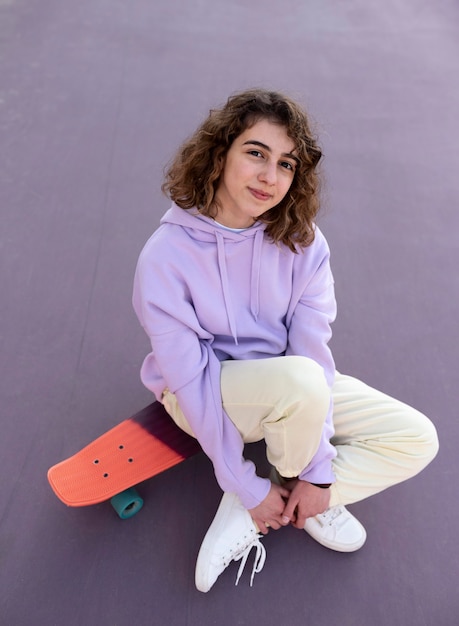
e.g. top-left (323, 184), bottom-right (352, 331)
top-left (47, 402), bottom-right (202, 518)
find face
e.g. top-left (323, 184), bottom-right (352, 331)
top-left (213, 118), bottom-right (298, 229)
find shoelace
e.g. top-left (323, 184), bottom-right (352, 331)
top-left (233, 534), bottom-right (266, 587)
top-left (317, 505), bottom-right (347, 527)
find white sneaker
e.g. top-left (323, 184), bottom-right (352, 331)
top-left (304, 505), bottom-right (367, 552)
top-left (195, 492), bottom-right (266, 592)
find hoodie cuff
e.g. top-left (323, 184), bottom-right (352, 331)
top-left (298, 458), bottom-right (336, 486)
top-left (236, 476), bottom-right (271, 510)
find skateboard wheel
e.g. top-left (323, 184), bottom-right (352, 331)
top-left (110, 488), bottom-right (144, 519)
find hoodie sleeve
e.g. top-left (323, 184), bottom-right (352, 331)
top-left (285, 230), bottom-right (338, 485)
top-left (133, 237), bottom-right (271, 509)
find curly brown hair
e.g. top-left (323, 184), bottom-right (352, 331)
top-left (162, 89), bottom-right (323, 251)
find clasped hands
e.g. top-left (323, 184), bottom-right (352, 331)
top-left (249, 480), bottom-right (330, 535)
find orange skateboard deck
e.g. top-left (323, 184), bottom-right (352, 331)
top-left (47, 402), bottom-right (201, 518)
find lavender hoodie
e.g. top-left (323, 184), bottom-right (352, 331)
top-left (133, 203), bottom-right (337, 509)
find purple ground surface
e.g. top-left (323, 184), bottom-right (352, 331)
top-left (1, 1), bottom-right (458, 624)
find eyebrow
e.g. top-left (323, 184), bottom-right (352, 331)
top-left (242, 140), bottom-right (300, 164)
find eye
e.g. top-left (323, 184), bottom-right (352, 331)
top-left (248, 150), bottom-right (263, 158)
top-left (280, 161), bottom-right (295, 171)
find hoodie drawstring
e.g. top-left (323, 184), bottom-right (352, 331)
top-left (216, 231), bottom-right (239, 345)
top-left (250, 229), bottom-right (263, 321)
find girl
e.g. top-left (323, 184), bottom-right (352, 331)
top-left (133, 89), bottom-right (438, 592)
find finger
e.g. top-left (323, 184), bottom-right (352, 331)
top-left (281, 494), bottom-right (299, 524)
top-left (252, 518), bottom-right (269, 535)
top-left (292, 512), bottom-right (306, 529)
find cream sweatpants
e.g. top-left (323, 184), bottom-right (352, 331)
top-left (162, 356), bottom-right (439, 507)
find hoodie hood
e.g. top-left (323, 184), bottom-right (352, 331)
top-left (159, 202), bottom-right (267, 242)
top-left (160, 203), bottom-right (266, 344)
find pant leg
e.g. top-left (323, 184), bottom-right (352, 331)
top-left (328, 372), bottom-right (439, 508)
top-left (162, 355), bottom-right (331, 478)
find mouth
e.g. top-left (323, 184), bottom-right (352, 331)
top-left (248, 187), bottom-right (273, 201)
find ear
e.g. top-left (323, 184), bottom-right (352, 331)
top-left (216, 153), bottom-right (226, 174)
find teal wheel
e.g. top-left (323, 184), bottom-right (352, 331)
top-left (110, 488), bottom-right (144, 519)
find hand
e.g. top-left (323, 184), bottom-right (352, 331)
top-left (248, 483), bottom-right (291, 535)
top-left (282, 480), bottom-right (330, 530)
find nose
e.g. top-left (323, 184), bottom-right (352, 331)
top-left (258, 161), bottom-right (277, 186)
